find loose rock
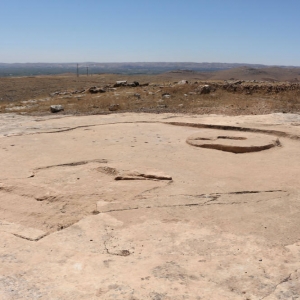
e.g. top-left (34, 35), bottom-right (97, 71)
top-left (88, 87), bottom-right (106, 94)
top-left (109, 104), bottom-right (120, 111)
top-left (114, 81), bottom-right (127, 87)
top-left (50, 105), bottom-right (64, 113)
top-left (177, 80), bottom-right (189, 85)
top-left (196, 85), bottom-right (211, 94)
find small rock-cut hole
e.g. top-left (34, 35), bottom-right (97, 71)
top-left (217, 136), bottom-right (247, 140)
top-left (194, 138), bottom-right (212, 141)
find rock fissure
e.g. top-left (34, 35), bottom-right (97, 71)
top-left (4, 121), bottom-right (157, 137)
top-left (260, 273), bottom-right (292, 300)
top-left (12, 232), bottom-right (49, 242)
top-left (34, 159), bottom-right (108, 171)
top-left (177, 190), bottom-right (286, 198)
top-left (104, 228), bottom-right (131, 257)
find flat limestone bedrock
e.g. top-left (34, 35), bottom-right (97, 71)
top-left (0, 112), bottom-right (300, 299)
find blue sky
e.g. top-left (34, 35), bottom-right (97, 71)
top-left (1, 0), bottom-right (299, 65)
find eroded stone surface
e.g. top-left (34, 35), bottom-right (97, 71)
top-left (0, 112), bottom-right (300, 299)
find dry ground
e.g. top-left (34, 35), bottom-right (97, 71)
top-left (1, 73), bottom-right (300, 116)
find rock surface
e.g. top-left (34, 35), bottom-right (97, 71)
top-left (0, 112), bottom-right (300, 299)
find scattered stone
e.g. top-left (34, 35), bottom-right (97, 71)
top-left (134, 93), bottom-right (141, 99)
top-left (72, 89), bottom-right (86, 94)
top-left (196, 85), bottom-right (211, 94)
top-left (5, 106), bottom-right (27, 111)
top-left (177, 80), bottom-right (188, 85)
top-left (88, 87), bottom-right (106, 94)
top-left (157, 104), bottom-right (167, 109)
top-left (50, 91), bottom-right (60, 97)
top-left (50, 105), bottom-right (64, 113)
top-left (109, 104), bottom-right (120, 111)
top-left (127, 82), bottom-right (139, 87)
top-left (114, 81), bottom-right (127, 87)
top-left (226, 80), bottom-right (244, 85)
top-left (113, 81), bottom-right (139, 87)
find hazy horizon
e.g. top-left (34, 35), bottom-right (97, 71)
top-left (1, 62), bottom-right (299, 67)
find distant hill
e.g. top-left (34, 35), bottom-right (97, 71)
top-left (0, 63), bottom-right (299, 81)
top-left (209, 66), bottom-right (300, 82)
top-left (0, 62), bottom-right (291, 77)
top-left (159, 66), bottom-right (300, 82)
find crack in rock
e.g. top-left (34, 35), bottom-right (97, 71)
top-left (99, 190), bottom-right (287, 214)
top-left (260, 273), bottom-right (293, 300)
top-left (115, 172), bottom-right (172, 181)
top-left (5, 121), bottom-right (157, 137)
top-left (179, 190), bottom-right (286, 197)
top-left (104, 228), bottom-right (131, 257)
top-left (34, 159), bottom-right (108, 171)
top-left (12, 232), bottom-right (49, 242)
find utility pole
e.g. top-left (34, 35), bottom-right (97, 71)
top-left (77, 63), bottom-right (79, 77)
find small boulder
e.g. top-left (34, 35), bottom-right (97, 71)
top-left (50, 91), bottom-right (60, 97)
top-left (72, 89), bottom-right (86, 94)
top-left (89, 87), bottom-right (106, 93)
top-left (177, 80), bottom-right (188, 85)
top-left (162, 93), bottom-right (171, 98)
top-left (114, 81), bottom-right (127, 87)
top-left (50, 105), bottom-right (64, 113)
top-left (109, 104), bottom-right (120, 111)
top-left (196, 85), bottom-right (211, 94)
top-left (127, 81), bottom-right (139, 87)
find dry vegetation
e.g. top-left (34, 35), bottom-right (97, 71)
top-left (1, 73), bottom-right (300, 116)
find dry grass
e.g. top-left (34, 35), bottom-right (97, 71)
top-left (1, 74), bottom-right (300, 116)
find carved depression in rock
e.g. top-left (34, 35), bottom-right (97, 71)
top-left (186, 130), bottom-right (281, 153)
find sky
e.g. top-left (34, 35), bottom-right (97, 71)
top-left (0, 0), bottom-right (300, 65)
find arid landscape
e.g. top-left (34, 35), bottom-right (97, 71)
top-left (1, 66), bottom-right (300, 117)
top-left (1, 67), bottom-right (300, 299)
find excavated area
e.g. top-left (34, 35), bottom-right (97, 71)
top-left (0, 112), bottom-right (300, 299)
